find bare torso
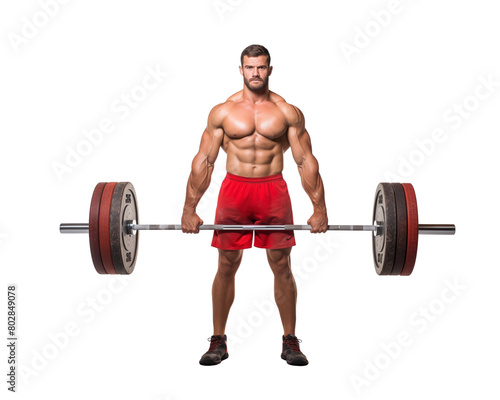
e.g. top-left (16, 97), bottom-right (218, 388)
top-left (219, 91), bottom-right (292, 177)
top-left (182, 52), bottom-right (327, 234)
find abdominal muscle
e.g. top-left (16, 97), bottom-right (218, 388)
top-left (224, 132), bottom-right (286, 178)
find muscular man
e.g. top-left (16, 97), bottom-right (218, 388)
top-left (181, 44), bottom-right (328, 366)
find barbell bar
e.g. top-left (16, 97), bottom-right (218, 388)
top-left (60, 223), bottom-right (454, 234)
top-left (59, 181), bottom-right (455, 276)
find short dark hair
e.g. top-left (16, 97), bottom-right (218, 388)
top-left (240, 44), bottom-right (271, 66)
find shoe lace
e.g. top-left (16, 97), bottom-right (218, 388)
top-left (207, 336), bottom-right (224, 352)
top-left (285, 336), bottom-right (302, 352)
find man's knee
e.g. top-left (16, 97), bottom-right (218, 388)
top-left (267, 248), bottom-right (292, 275)
top-left (218, 249), bottom-right (243, 274)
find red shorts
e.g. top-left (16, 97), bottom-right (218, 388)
top-left (211, 172), bottom-right (296, 250)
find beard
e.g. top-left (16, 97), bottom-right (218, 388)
top-left (243, 76), bottom-right (268, 92)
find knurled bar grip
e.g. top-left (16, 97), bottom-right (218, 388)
top-left (59, 223), bottom-right (455, 234)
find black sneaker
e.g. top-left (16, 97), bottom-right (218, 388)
top-left (281, 334), bottom-right (309, 366)
top-left (199, 334), bottom-right (229, 366)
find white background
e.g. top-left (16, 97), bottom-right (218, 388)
top-left (1, 0), bottom-right (499, 398)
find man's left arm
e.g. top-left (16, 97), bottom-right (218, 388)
top-left (286, 106), bottom-right (328, 233)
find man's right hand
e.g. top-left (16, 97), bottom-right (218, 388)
top-left (181, 209), bottom-right (203, 233)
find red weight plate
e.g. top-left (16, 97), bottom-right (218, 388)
top-left (89, 182), bottom-right (107, 274)
top-left (99, 182), bottom-right (118, 275)
top-left (401, 183), bottom-right (418, 276)
top-left (390, 183), bottom-right (408, 276)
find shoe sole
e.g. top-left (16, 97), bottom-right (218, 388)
top-left (281, 353), bottom-right (309, 366)
top-left (199, 352), bottom-right (229, 366)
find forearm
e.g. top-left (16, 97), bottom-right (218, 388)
top-left (297, 155), bottom-right (327, 213)
top-left (183, 156), bottom-right (215, 212)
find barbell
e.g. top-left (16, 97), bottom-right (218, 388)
top-left (59, 181), bottom-right (455, 276)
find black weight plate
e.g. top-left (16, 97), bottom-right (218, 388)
top-left (390, 183), bottom-right (408, 275)
top-left (372, 183), bottom-right (397, 275)
top-left (109, 182), bottom-right (139, 274)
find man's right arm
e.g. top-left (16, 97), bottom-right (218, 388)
top-left (181, 104), bottom-right (225, 233)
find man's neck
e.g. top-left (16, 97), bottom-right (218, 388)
top-left (242, 86), bottom-right (270, 103)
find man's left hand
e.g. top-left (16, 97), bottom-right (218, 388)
top-left (307, 210), bottom-right (328, 233)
